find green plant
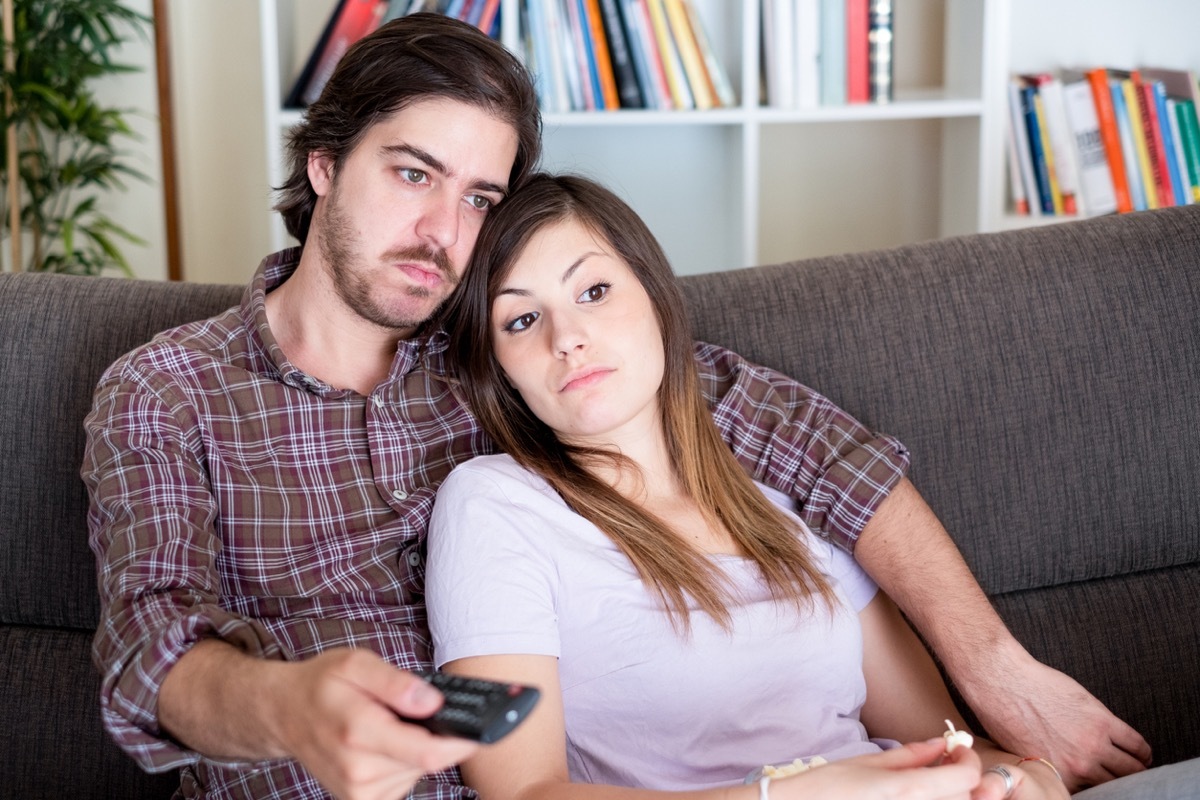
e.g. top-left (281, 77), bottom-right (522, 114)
top-left (0, 0), bottom-right (151, 275)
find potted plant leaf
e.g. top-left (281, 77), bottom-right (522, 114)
top-left (0, 0), bottom-right (151, 275)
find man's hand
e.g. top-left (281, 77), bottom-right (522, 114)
top-left (160, 642), bottom-right (479, 800)
top-left (273, 648), bottom-right (480, 800)
top-left (772, 739), bottom-right (983, 800)
top-left (960, 654), bottom-right (1151, 793)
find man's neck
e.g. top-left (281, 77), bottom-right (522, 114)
top-left (264, 253), bottom-right (411, 396)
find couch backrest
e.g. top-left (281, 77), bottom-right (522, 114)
top-left (0, 273), bottom-right (243, 632)
top-left (680, 204), bottom-right (1200, 763)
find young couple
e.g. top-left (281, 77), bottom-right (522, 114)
top-left (84, 12), bottom-right (1164, 800)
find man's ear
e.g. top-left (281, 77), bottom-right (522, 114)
top-left (308, 152), bottom-right (335, 196)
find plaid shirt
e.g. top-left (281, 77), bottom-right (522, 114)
top-left (83, 250), bottom-right (909, 799)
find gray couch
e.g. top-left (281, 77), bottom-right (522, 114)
top-left (2, 206), bottom-right (1198, 797)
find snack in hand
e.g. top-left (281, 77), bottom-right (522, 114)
top-left (942, 719), bottom-right (974, 752)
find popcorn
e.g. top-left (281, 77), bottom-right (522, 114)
top-left (943, 719), bottom-right (974, 752)
top-left (762, 755), bottom-right (828, 778)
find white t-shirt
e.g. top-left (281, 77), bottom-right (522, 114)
top-left (426, 454), bottom-right (886, 791)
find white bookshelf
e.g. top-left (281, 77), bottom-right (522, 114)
top-left (259, 0), bottom-right (1010, 274)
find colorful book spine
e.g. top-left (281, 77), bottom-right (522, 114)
top-left (1035, 76), bottom-right (1080, 215)
top-left (846, 0), bottom-right (870, 103)
top-left (565, 0), bottom-right (599, 110)
top-left (1176, 99), bottom-right (1200, 202)
top-left (1021, 85), bottom-right (1055, 214)
top-left (1031, 90), bottom-right (1065, 214)
top-left (1121, 78), bottom-right (1158, 208)
top-left (683, 0), bottom-right (735, 107)
top-left (1151, 82), bottom-right (1188, 205)
top-left (583, 0), bottom-right (621, 109)
top-left (1165, 99), bottom-right (1192, 204)
top-left (1008, 79), bottom-right (1041, 216)
top-left (598, 0), bottom-right (645, 108)
top-left (1110, 80), bottom-right (1147, 211)
top-left (1085, 68), bottom-right (1132, 213)
top-left (1133, 77), bottom-right (1172, 207)
top-left (645, 0), bottom-right (693, 109)
top-left (620, 0), bottom-right (659, 108)
top-left (628, 0), bottom-right (672, 109)
top-left (663, 0), bottom-right (713, 109)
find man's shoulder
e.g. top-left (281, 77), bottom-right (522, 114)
top-left (103, 304), bottom-right (257, 388)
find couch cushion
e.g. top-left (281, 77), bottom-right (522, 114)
top-left (0, 273), bottom-right (242, 630)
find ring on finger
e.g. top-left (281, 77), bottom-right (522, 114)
top-left (985, 764), bottom-right (1016, 799)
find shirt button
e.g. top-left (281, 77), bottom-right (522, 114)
top-left (372, 395), bottom-right (383, 408)
top-left (392, 488), bottom-right (408, 501)
top-left (406, 550), bottom-right (422, 567)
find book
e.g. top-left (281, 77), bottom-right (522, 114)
top-left (1020, 85), bottom-right (1055, 214)
top-left (1120, 76), bottom-right (1158, 208)
top-left (583, 0), bottom-right (622, 109)
top-left (1148, 80), bottom-right (1187, 205)
top-left (1132, 75), bottom-right (1172, 207)
top-left (1007, 79), bottom-right (1040, 216)
top-left (285, 0), bottom-right (388, 109)
top-left (867, 0), bottom-right (893, 103)
top-left (794, 0), bottom-right (821, 109)
top-left (1026, 75), bottom-right (1079, 215)
top-left (524, 0), bottom-right (555, 110)
top-left (1004, 93), bottom-right (1031, 215)
top-left (820, 0), bottom-right (847, 105)
top-left (545, 0), bottom-right (577, 112)
top-left (664, 0), bottom-right (713, 109)
top-left (1031, 89), bottom-right (1065, 214)
top-left (645, 0), bottom-right (693, 109)
top-left (1176, 99), bottom-right (1200, 202)
top-left (1139, 66), bottom-right (1200, 203)
top-left (1084, 68), bottom-right (1132, 213)
top-left (476, 0), bottom-right (501, 33)
top-left (626, 0), bottom-right (672, 109)
top-left (846, 0), bottom-right (870, 103)
top-left (682, 0), bottom-right (735, 107)
top-left (1165, 99), bottom-right (1192, 205)
top-left (564, 0), bottom-right (599, 109)
top-left (1109, 78), bottom-right (1148, 211)
top-left (762, 0), bottom-right (793, 108)
top-left (1059, 73), bottom-right (1118, 217)
top-left (599, 0), bottom-right (645, 108)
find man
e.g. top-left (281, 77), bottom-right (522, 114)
top-left (84, 13), bottom-right (1148, 800)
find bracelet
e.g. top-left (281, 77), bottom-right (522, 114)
top-left (1018, 756), bottom-right (1064, 784)
top-left (758, 775), bottom-right (771, 800)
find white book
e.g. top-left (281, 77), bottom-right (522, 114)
top-left (1038, 78), bottom-right (1081, 214)
top-left (793, 0), bottom-right (820, 109)
top-left (542, 0), bottom-right (574, 112)
top-left (1061, 77), bottom-right (1117, 217)
top-left (1007, 80), bottom-right (1042, 217)
top-left (763, 0), bottom-right (794, 108)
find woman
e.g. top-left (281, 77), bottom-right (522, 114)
top-left (426, 174), bottom-right (1066, 800)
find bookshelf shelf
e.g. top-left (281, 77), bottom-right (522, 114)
top-left (260, 0), bottom-right (1009, 273)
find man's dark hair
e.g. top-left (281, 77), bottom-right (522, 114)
top-left (275, 13), bottom-right (542, 244)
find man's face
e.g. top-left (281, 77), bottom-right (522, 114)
top-left (308, 98), bottom-right (520, 335)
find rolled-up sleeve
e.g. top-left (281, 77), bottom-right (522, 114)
top-left (693, 341), bottom-right (909, 553)
top-left (82, 356), bottom-right (284, 772)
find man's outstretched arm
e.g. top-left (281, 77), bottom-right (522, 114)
top-left (854, 478), bottom-right (1153, 791)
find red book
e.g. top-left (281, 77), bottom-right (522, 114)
top-left (1135, 76), bottom-right (1175, 207)
top-left (287, 0), bottom-right (388, 108)
top-left (846, 0), bottom-right (869, 103)
top-left (1085, 68), bottom-right (1133, 213)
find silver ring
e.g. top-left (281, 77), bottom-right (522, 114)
top-left (985, 765), bottom-right (1016, 799)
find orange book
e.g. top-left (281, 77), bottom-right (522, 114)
top-left (1085, 68), bottom-right (1133, 213)
top-left (583, 0), bottom-right (621, 109)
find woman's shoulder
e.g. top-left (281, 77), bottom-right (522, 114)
top-left (440, 453), bottom-right (561, 505)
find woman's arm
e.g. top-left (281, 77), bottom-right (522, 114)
top-left (858, 591), bottom-right (1069, 800)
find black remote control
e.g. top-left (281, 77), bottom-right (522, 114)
top-left (397, 671), bottom-right (541, 744)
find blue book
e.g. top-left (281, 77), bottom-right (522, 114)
top-left (1021, 85), bottom-right (1055, 214)
top-left (1110, 80), bottom-right (1148, 211)
top-left (820, 0), bottom-right (847, 105)
top-left (574, 0), bottom-right (606, 109)
top-left (1151, 80), bottom-right (1189, 205)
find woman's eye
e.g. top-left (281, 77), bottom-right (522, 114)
top-left (504, 312), bottom-right (539, 333)
top-left (579, 283), bottom-right (610, 303)
top-left (467, 194), bottom-right (493, 211)
top-left (400, 168), bottom-right (428, 184)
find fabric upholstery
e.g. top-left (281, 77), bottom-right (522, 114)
top-left (2, 206), bottom-right (1197, 796)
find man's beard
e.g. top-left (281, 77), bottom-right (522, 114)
top-left (318, 186), bottom-right (455, 331)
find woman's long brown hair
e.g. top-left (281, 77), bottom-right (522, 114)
top-left (443, 174), bottom-right (835, 633)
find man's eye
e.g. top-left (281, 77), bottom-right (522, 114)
top-left (579, 283), bottom-right (610, 303)
top-left (400, 168), bottom-right (428, 184)
top-left (504, 312), bottom-right (539, 333)
top-left (467, 195), bottom-right (493, 211)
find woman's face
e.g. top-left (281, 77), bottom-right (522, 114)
top-left (489, 218), bottom-right (665, 448)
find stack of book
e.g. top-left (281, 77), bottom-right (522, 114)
top-left (1007, 67), bottom-right (1200, 218)
top-left (760, 0), bottom-right (894, 109)
top-left (522, 0), bottom-right (736, 112)
top-left (286, 0), bottom-right (503, 109)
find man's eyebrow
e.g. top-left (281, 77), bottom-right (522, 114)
top-left (381, 143), bottom-right (508, 197)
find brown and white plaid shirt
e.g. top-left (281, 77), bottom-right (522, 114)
top-left (83, 249), bottom-right (909, 799)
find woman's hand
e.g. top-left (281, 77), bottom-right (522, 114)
top-left (769, 740), bottom-right (982, 800)
top-left (973, 760), bottom-right (1070, 800)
